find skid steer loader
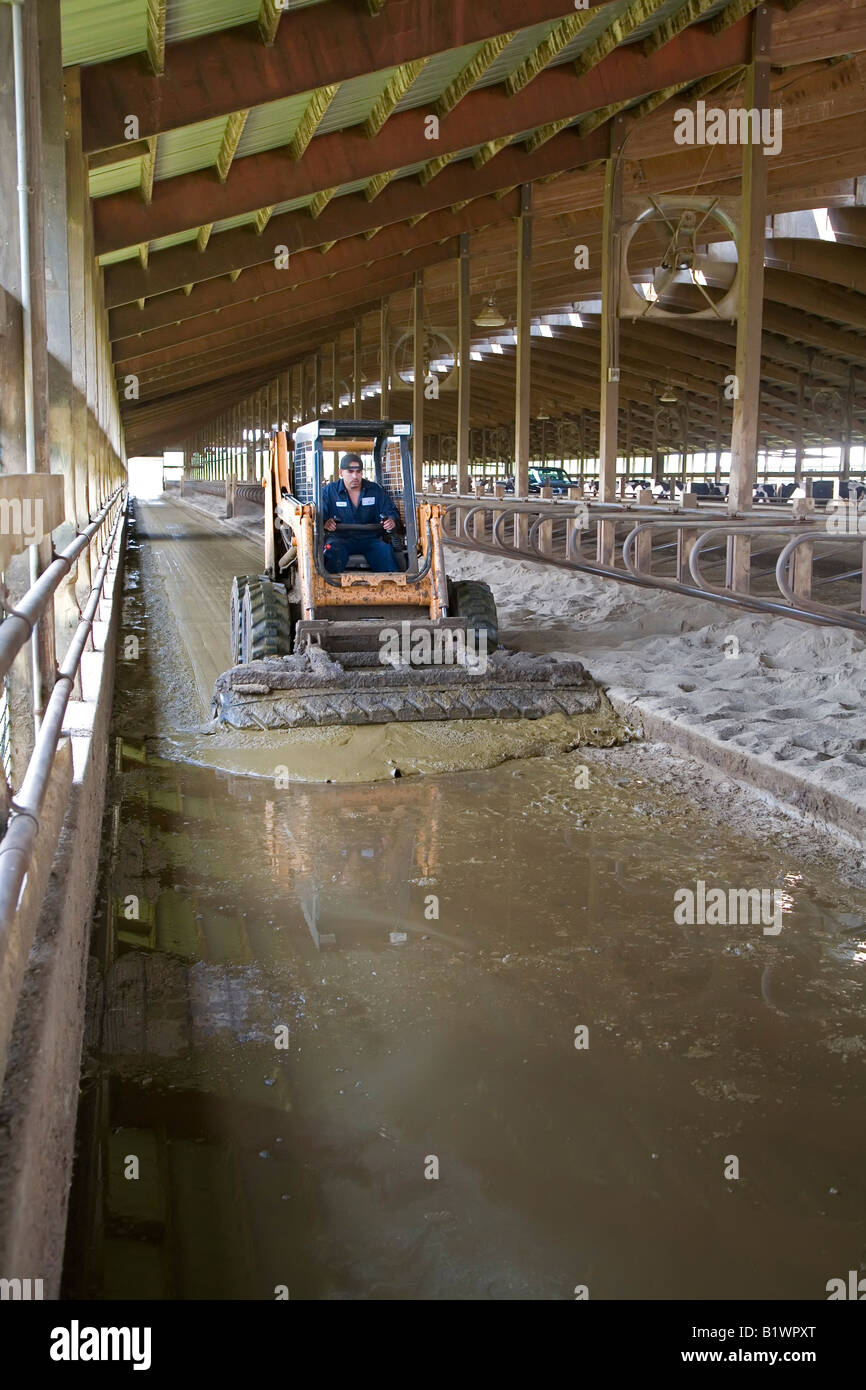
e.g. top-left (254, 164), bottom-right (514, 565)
top-left (212, 419), bottom-right (597, 729)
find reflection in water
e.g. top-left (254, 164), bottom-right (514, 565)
top-left (62, 522), bottom-right (866, 1301)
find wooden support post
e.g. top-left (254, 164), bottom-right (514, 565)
top-left (727, 6), bottom-right (771, 593)
top-left (379, 300), bottom-right (389, 420)
top-left (842, 365), bottom-right (855, 486)
top-left (353, 319), bottom-right (362, 418)
top-left (313, 350), bottom-right (321, 419)
top-left (676, 529), bottom-right (698, 584)
top-left (412, 271), bottom-right (424, 489)
top-left (328, 341), bottom-right (336, 420)
top-left (791, 537), bottom-right (813, 603)
top-left (514, 184), bottom-right (532, 548)
top-left (457, 233), bottom-right (471, 494)
top-left (597, 115), bottom-right (626, 568)
top-left (794, 373), bottom-right (804, 484)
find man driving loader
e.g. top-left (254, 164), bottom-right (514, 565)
top-left (321, 452), bottom-right (401, 573)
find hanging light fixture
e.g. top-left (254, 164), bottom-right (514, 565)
top-left (537, 405), bottom-right (551, 421)
top-left (658, 379), bottom-right (678, 404)
top-left (474, 295), bottom-right (507, 329)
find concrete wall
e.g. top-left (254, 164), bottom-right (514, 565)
top-left (0, 511), bottom-right (126, 1294)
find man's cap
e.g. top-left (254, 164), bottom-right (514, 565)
top-left (339, 452), bottom-right (364, 470)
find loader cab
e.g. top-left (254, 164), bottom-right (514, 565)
top-left (291, 419), bottom-right (419, 574)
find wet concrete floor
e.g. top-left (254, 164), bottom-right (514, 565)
top-left (62, 499), bottom-right (866, 1300)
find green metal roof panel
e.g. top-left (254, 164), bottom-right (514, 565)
top-left (234, 92), bottom-right (314, 160)
top-left (544, 0), bottom-right (642, 65)
top-left (165, 0), bottom-right (259, 45)
top-left (97, 246), bottom-right (141, 266)
top-left (265, 193), bottom-right (317, 219)
top-left (154, 116), bottom-right (230, 180)
top-left (392, 43), bottom-right (486, 114)
top-left (315, 70), bottom-right (401, 136)
top-left (471, 20), bottom-right (564, 90)
top-left (147, 228), bottom-right (200, 253)
top-left (61, 0), bottom-right (148, 66)
top-left (166, 0), bottom-right (328, 44)
top-left (209, 209), bottom-right (268, 234)
top-left (88, 156), bottom-right (144, 199)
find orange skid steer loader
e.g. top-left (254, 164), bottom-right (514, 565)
top-left (212, 419), bottom-right (596, 729)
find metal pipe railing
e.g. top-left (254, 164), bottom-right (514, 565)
top-left (440, 497), bottom-right (865, 632)
top-left (0, 488), bottom-right (123, 685)
top-left (775, 532), bottom-right (866, 625)
top-left (0, 493), bottom-right (126, 952)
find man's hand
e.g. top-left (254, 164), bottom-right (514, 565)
top-left (382, 517), bottom-right (396, 532)
top-left (324, 517), bottom-right (337, 532)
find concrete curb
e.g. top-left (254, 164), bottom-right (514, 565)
top-left (603, 685), bottom-right (864, 845)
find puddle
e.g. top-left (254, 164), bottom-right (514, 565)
top-left (62, 509), bottom-right (866, 1301)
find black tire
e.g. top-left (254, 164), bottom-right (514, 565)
top-left (450, 578), bottom-right (499, 650)
top-left (229, 574), bottom-right (254, 666)
top-left (240, 577), bottom-right (293, 663)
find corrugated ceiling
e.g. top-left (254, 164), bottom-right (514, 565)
top-left (61, 0), bottom-right (148, 66)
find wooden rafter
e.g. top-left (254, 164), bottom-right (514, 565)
top-left (310, 187), bottom-right (339, 218)
top-left (94, 19), bottom-right (754, 253)
top-left (632, 62), bottom-right (743, 118)
top-left (418, 153), bottom-right (455, 186)
top-left (575, 0), bottom-right (669, 78)
top-left (81, 1), bottom-right (595, 152)
top-left (524, 118), bottom-right (573, 154)
top-left (288, 85), bottom-right (340, 161)
top-left (712, 0), bottom-right (762, 33)
top-left (258, 0), bottom-right (283, 46)
top-left (216, 110), bottom-right (250, 183)
top-left (365, 170), bottom-right (397, 201)
top-left (643, 0), bottom-right (720, 56)
top-left (507, 13), bottom-right (593, 95)
top-left (473, 136), bottom-right (512, 169)
top-left (146, 0), bottom-right (167, 77)
top-left (363, 60), bottom-right (428, 139)
top-left (140, 137), bottom-right (157, 204)
top-left (577, 101), bottom-right (630, 136)
top-left (436, 33), bottom-right (515, 116)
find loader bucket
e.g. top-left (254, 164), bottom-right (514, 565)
top-left (211, 647), bottom-right (601, 730)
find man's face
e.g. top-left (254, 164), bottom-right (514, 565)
top-left (341, 461), bottom-right (364, 487)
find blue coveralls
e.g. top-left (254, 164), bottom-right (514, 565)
top-left (321, 477), bottom-right (401, 573)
